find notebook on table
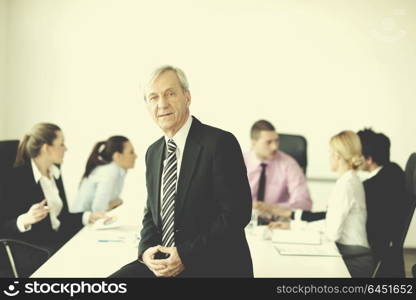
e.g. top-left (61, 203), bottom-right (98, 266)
top-left (272, 229), bottom-right (321, 245)
top-left (274, 244), bottom-right (341, 257)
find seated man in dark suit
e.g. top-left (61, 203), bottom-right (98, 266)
top-left (357, 128), bottom-right (408, 277)
top-left (110, 65), bottom-right (253, 277)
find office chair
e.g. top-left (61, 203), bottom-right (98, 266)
top-left (0, 239), bottom-right (50, 277)
top-left (0, 140), bottom-right (20, 183)
top-left (279, 134), bottom-right (307, 174)
top-left (336, 243), bottom-right (375, 278)
top-left (0, 140), bottom-right (51, 277)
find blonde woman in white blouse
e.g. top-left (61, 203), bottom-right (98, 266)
top-left (265, 131), bottom-right (374, 277)
top-left (267, 130), bottom-right (370, 248)
top-left (323, 130), bottom-right (369, 247)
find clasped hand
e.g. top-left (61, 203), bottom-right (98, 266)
top-left (142, 245), bottom-right (185, 277)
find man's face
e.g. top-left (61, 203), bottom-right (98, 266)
top-left (252, 130), bottom-right (279, 160)
top-left (362, 157), bottom-right (372, 171)
top-left (145, 70), bottom-right (191, 137)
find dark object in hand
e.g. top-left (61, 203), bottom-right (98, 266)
top-left (154, 251), bottom-right (169, 259)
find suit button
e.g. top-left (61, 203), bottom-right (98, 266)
top-left (175, 229), bottom-right (181, 233)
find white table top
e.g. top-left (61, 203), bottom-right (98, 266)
top-left (32, 225), bottom-right (139, 278)
top-left (246, 228), bottom-right (350, 278)
top-left (32, 225), bottom-right (350, 278)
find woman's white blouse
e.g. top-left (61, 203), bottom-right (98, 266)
top-left (324, 170), bottom-right (369, 247)
top-left (296, 170), bottom-right (369, 248)
top-left (72, 162), bottom-right (126, 212)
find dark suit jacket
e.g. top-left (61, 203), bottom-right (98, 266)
top-left (138, 117), bottom-right (253, 277)
top-left (0, 161), bottom-right (83, 249)
top-left (364, 162), bottom-right (408, 277)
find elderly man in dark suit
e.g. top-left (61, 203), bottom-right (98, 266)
top-left (110, 65), bottom-right (253, 277)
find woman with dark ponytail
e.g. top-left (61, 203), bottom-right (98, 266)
top-left (71, 136), bottom-right (137, 212)
top-left (0, 123), bottom-right (108, 275)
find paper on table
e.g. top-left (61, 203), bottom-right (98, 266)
top-left (274, 243), bottom-right (341, 257)
top-left (92, 215), bottom-right (121, 230)
top-left (272, 229), bottom-right (321, 245)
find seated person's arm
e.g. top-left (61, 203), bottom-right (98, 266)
top-left (300, 211), bottom-right (326, 222)
top-left (278, 160), bottom-right (312, 211)
top-left (253, 201), bottom-right (292, 218)
top-left (0, 182), bottom-right (49, 234)
top-left (17, 199), bottom-right (49, 232)
top-left (107, 198), bottom-right (123, 211)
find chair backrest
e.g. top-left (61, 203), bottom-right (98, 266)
top-left (401, 153), bottom-right (416, 246)
top-left (279, 134), bottom-right (307, 174)
top-left (0, 140), bottom-right (19, 183)
top-left (0, 140), bottom-right (19, 213)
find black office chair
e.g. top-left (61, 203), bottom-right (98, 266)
top-left (279, 134), bottom-right (307, 174)
top-left (0, 239), bottom-right (50, 277)
top-left (0, 140), bottom-right (51, 278)
top-left (0, 140), bottom-right (19, 183)
top-left (336, 243), bottom-right (375, 278)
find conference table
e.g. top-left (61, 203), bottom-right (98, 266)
top-left (31, 223), bottom-right (350, 278)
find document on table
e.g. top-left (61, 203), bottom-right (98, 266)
top-left (92, 215), bottom-right (121, 230)
top-left (272, 229), bottom-right (321, 245)
top-left (274, 244), bottom-right (341, 257)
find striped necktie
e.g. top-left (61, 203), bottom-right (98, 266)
top-left (161, 139), bottom-right (177, 247)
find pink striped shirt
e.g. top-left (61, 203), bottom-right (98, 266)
top-left (244, 150), bottom-right (312, 210)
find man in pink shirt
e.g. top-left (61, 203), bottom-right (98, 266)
top-left (244, 120), bottom-right (312, 215)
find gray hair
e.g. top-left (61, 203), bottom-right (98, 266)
top-left (143, 65), bottom-right (190, 101)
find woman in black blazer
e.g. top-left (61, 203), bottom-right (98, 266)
top-left (0, 123), bottom-right (107, 252)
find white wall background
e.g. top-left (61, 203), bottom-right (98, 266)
top-left (1, 0), bottom-right (415, 244)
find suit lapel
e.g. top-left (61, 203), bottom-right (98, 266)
top-left (175, 119), bottom-right (202, 221)
top-left (21, 162), bottom-right (53, 228)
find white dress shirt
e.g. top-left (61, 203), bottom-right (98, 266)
top-left (72, 162), bottom-right (127, 212)
top-left (366, 166), bottom-right (383, 180)
top-left (160, 115), bottom-right (193, 218)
